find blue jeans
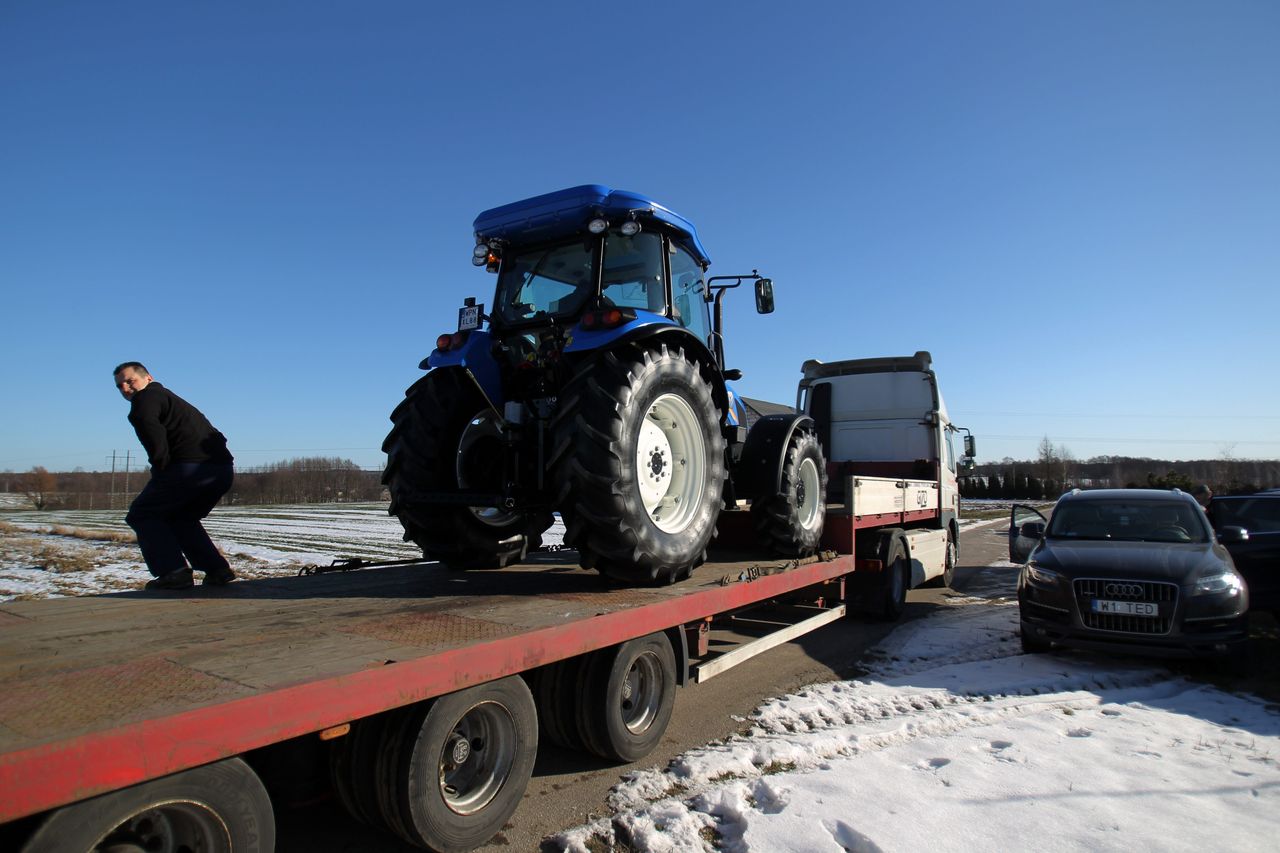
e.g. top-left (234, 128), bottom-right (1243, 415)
top-left (126, 462), bottom-right (234, 577)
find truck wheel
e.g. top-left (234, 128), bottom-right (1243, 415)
top-left (384, 676), bottom-right (538, 853)
top-left (383, 369), bottom-right (552, 570)
top-left (751, 428), bottom-right (827, 556)
top-left (577, 633), bottom-right (676, 762)
top-left (876, 538), bottom-right (909, 621)
top-left (20, 757), bottom-right (274, 853)
top-left (942, 530), bottom-right (958, 588)
top-left (551, 342), bottom-right (726, 584)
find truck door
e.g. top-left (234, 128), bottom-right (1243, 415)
top-left (1009, 504), bottom-right (1048, 563)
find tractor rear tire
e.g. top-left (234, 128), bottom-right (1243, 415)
top-left (382, 369), bottom-right (552, 570)
top-left (550, 342), bottom-right (725, 585)
top-left (752, 428), bottom-right (827, 556)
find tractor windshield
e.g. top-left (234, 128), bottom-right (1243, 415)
top-left (493, 240), bottom-right (596, 326)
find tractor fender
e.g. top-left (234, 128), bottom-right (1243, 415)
top-left (567, 321), bottom-right (730, 420)
top-left (419, 330), bottom-right (505, 410)
top-left (734, 414), bottom-right (818, 499)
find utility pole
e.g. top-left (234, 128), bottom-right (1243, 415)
top-left (123, 450), bottom-right (132, 502)
top-left (108, 451), bottom-right (118, 510)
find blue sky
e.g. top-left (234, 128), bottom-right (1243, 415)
top-left (2, 1), bottom-right (1278, 473)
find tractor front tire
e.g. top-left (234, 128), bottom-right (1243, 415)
top-left (752, 428), bottom-right (827, 556)
top-left (382, 369), bottom-right (551, 570)
top-left (551, 342), bottom-right (725, 585)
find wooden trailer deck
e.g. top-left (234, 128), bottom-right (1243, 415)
top-left (0, 548), bottom-right (856, 823)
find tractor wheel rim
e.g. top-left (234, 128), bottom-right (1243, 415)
top-left (636, 393), bottom-right (705, 534)
top-left (457, 412), bottom-right (515, 527)
top-left (797, 455), bottom-right (821, 529)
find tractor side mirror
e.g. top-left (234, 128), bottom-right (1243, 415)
top-left (755, 278), bottom-right (775, 314)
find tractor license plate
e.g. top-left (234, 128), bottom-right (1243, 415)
top-left (1091, 599), bottom-right (1158, 617)
top-left (458, 304), bottom-right (483, 331)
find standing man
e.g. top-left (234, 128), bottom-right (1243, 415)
top-left (113, 362), bottom-right (237, 590)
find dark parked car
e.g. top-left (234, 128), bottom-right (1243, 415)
top-left (1009, 489), bottom-right (1248, 657)
top-left (1207, 492), bottom-right (1280, 616)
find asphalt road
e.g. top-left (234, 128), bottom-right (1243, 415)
top-left (275, 519), bottom-right (1016, 853)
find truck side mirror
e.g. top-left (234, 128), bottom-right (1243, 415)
top-left (963, 435), bottom-right (976, 459)
top-left (755, 278), bottom-right (775, 314)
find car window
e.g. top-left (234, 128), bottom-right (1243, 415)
top-left (1215, 498), bottom-right (1280, 533)
top-left (1047, 500), bottom-right (1209, 543)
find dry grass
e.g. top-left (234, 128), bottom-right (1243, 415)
top-left (47, 525), bottom-right (136, 544)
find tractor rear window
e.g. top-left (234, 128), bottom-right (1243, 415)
top-left (602, 231), bottom-right (666, 314)
top-left (494, 241), bottom-right (595, 325)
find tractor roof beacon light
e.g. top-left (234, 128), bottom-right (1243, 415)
top-left (587, 217), bottom-right (609, 234)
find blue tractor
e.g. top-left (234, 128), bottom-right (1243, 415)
top-left (382, 185), bottom-right (826, 584)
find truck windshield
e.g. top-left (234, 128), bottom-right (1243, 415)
top-left (493, 240), bottom-right (595, 326)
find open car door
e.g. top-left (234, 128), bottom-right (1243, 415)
top-left (1009, 504), bottom-right (1048, 564)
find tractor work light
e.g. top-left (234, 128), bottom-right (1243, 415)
top-left (587, 217), bottom-right (609, 234)
top-left (619, 219), bottom-right (642, 236)
top-left (472, 243), bottom-right (489, 266)
top-left (580, 306), bottom-right (637, 331)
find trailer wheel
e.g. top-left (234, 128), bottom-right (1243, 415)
top-left (383, 369), bottom-right (552, 570)
top-left (551, 343), bottom-right (726, 584)
top-left (577, 633), bottom-right (676, 762)
top-left (876, 538), bottom-right (909, 621)
top-left (534, 657), bottom-right (588, 752)
top-left (20, 757), bottom-right (273, 853)
top-left (385, 676), bottom-right (537, 853)
top-left (751, 428), bottom-right (827, 556)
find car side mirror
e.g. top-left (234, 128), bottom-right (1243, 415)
top-left (1020, 521), bottom-right (1046, 539)
top-left (755, 278), bottom-right (775, 314)
top-left (1218, 525), bottom-right (1249, 544)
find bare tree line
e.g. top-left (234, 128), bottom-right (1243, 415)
top-left (1, 458), bottom-right (385, 510)
top-left (967, 437), bottom-right (1280, 499)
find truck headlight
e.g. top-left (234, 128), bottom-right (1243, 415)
top-left (1192, 570), bottom-right (1244, 597)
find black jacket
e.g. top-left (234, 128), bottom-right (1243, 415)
top-left (128, 382), bottom-right (233, 471)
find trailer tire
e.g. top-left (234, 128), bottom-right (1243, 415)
top-left (386, 676), bottom-right (538, 853)
top-left (577, 633), bottom-right (676, 762)
top-left (383, 369), bottom-right (552, 570)
top-left (20, 757), bottom-right (274, 853)
top-left (534, 656), bottom-right (588, 752)
top-left (876, 538), bottom-right (909, 621)
top-left (330, 711), bottom-right (397, 831)
top-left (550, 343), bottom-right (726, 585)
top-left (751, 428), bottom-right (827, 556)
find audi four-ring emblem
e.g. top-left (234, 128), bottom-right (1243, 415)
top-left (1104, 582), bottom-right (1144, 598)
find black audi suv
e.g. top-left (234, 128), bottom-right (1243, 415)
top-left (1010, 489), bottom-right (1248, 657)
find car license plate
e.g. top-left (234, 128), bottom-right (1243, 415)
top-left (1091, 599), bottom-right (1158, 617)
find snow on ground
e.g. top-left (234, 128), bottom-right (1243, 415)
top-left (553, 584), bottom-right (1280, 853)
top-left (0, 502), bottom-right (567, 600)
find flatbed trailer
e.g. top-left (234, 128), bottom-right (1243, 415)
top-left (0, 492), bottom-right (939, 853)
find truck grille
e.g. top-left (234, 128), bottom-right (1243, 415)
top-left (1074, 578), bottom-right (1178, 635)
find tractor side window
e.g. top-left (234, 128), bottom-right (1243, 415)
top-left (669, 244), bottom-right (710, 343)
top-left (602, 231), bottom-right (665, 314)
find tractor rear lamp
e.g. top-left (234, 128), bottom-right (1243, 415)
top-left (435, 331), bottom-right (471, 352)
top-left (580, 307), bottom-right (637, 331)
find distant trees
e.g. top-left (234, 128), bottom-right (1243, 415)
top-left (964, 452), bottom-right (1280, 499)
top-left (19, 466), bottom-right (58, 510)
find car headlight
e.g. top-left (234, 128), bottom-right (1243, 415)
top-left (1025, 563), bottom-right (1062, 587)
top-left (1192, 570), bottom-right (1244, 597)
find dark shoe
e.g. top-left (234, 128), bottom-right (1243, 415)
top-left (202, 566), bottom-right (237, 586)
top-left (145, 568), bottom-right (194, 590)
